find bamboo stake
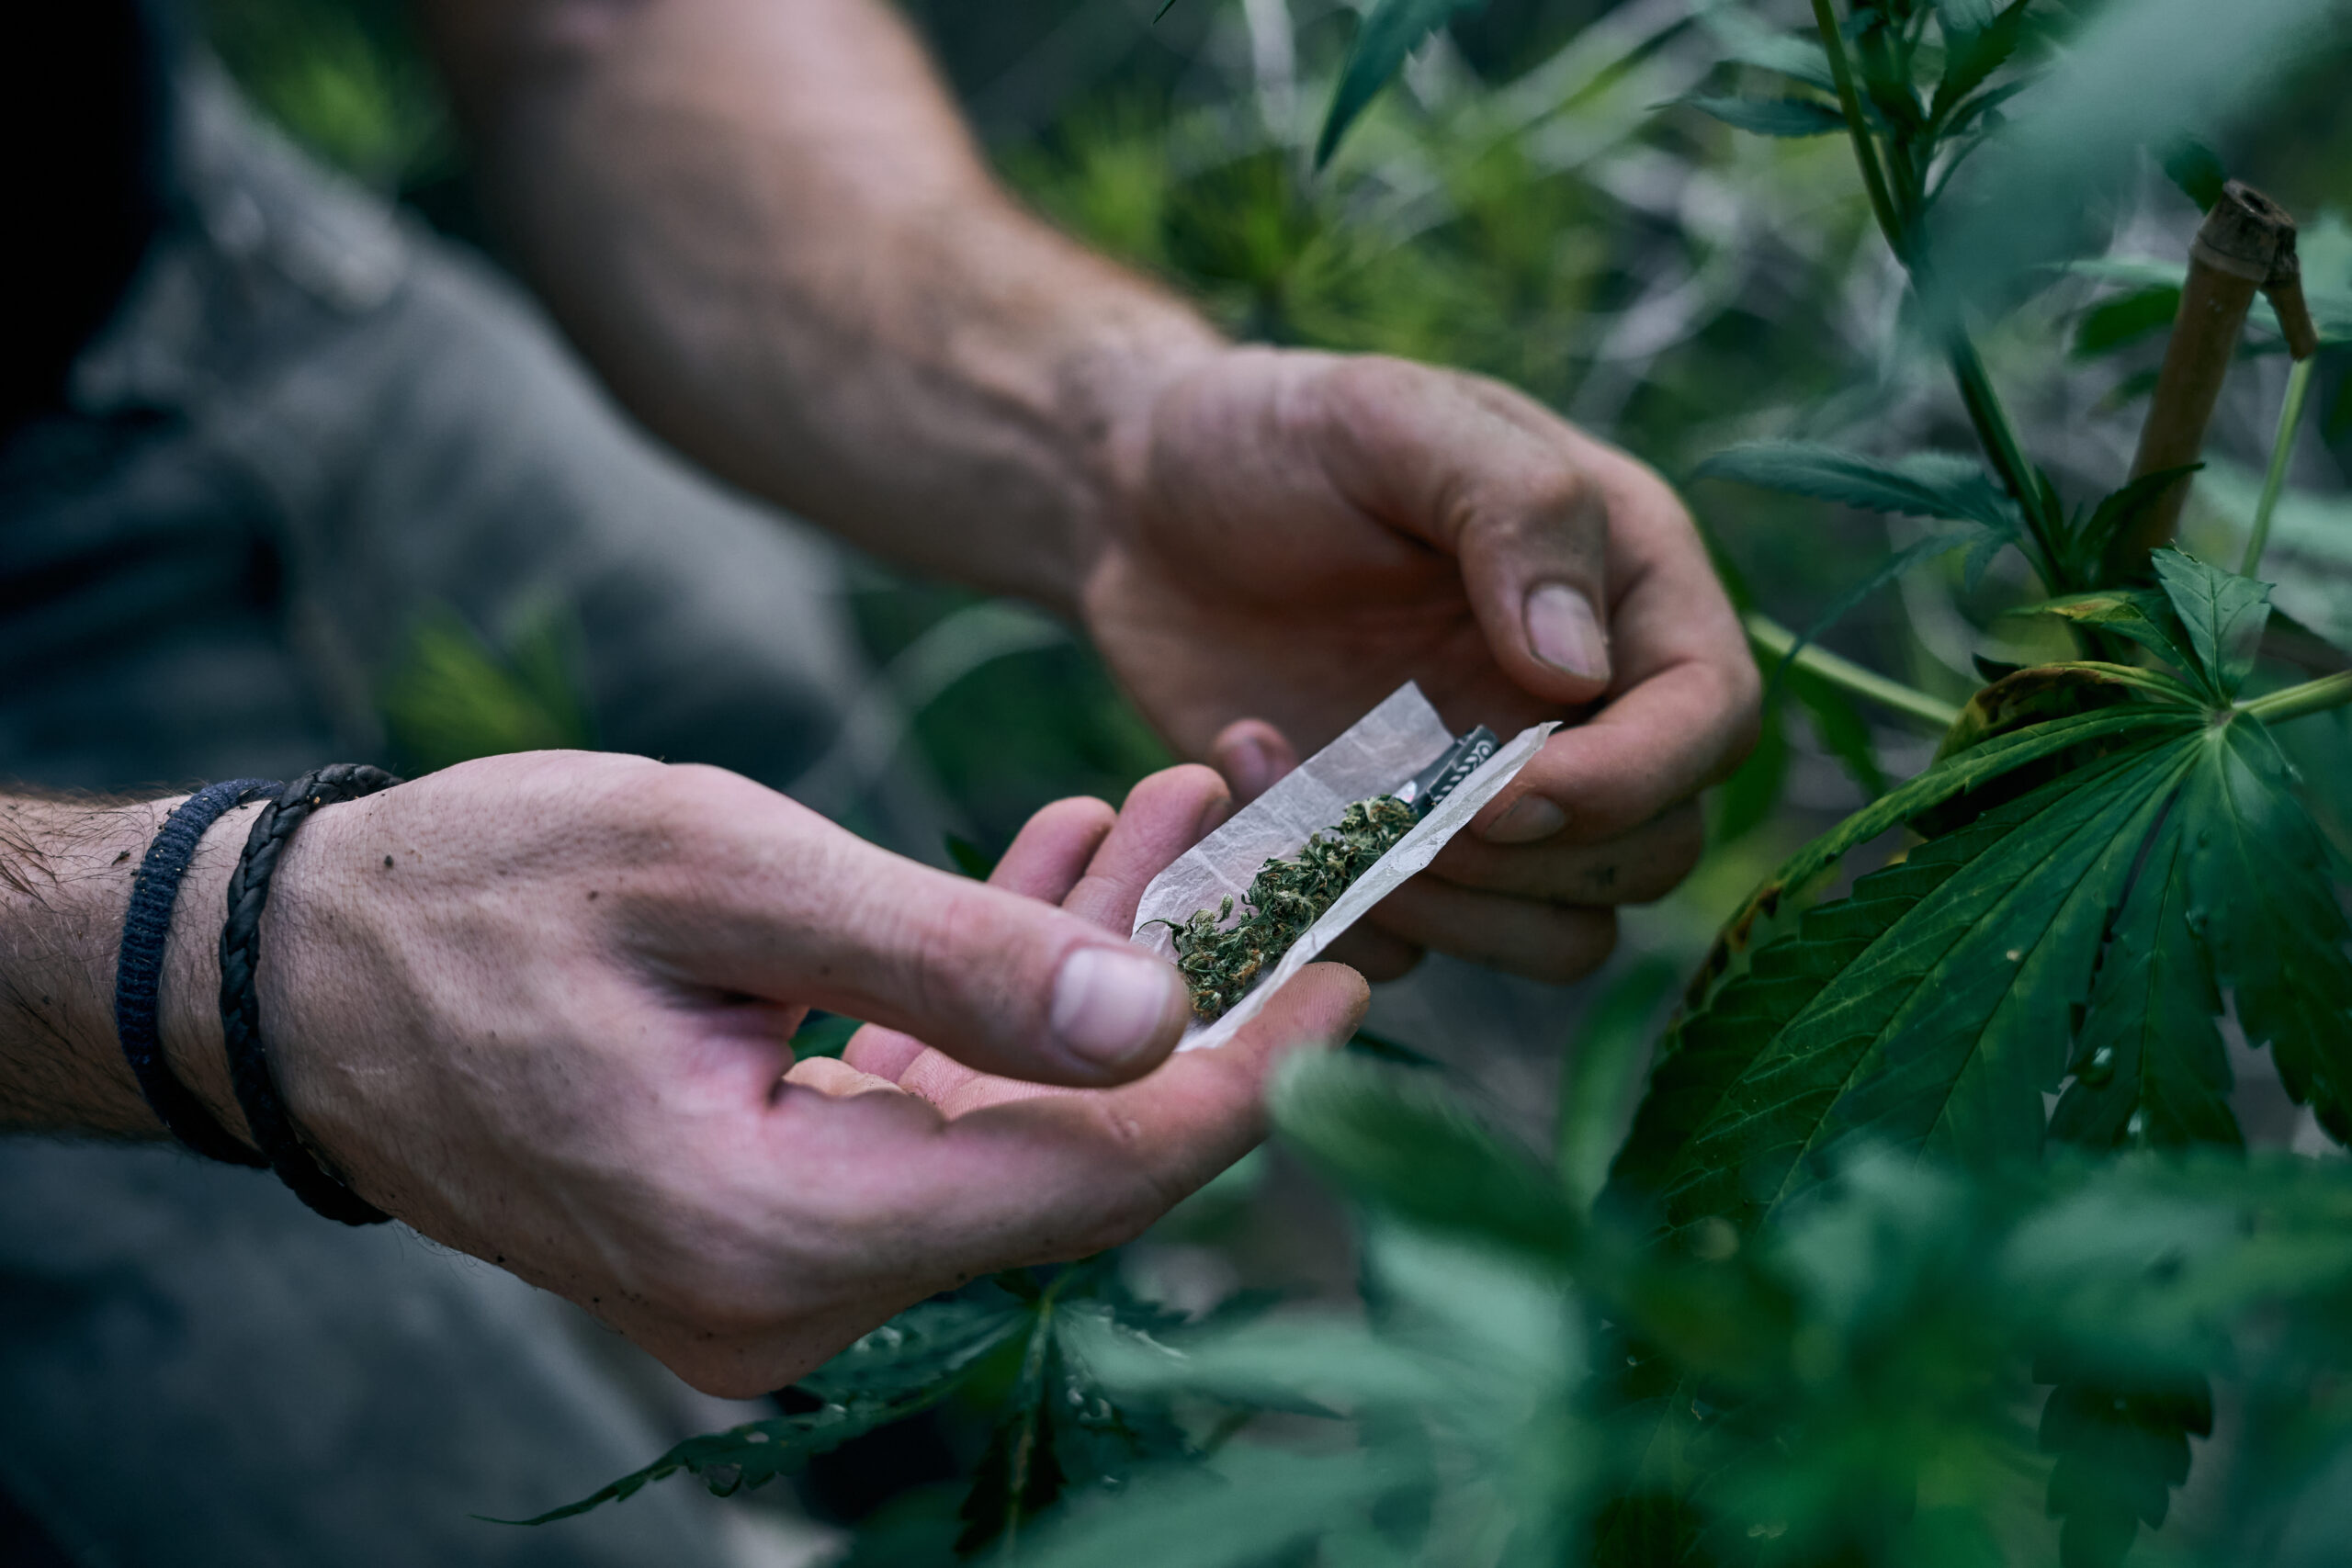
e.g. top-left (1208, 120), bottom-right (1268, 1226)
top-left (2112, 182), bottom-right (2297, 574)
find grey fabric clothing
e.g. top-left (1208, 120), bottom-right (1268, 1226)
top-left (0, 72), bottom-right (869, 1568)
top-left (0, 1143), bottom-right (827, 1568)
top-left (0, 68), bottom-right (865, 793)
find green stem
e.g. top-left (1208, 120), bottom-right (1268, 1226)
top-left (2242, 670), bottom-right (2352, 726)
top-left (1811, 0), bottom-right (2059, 588)
top-left (1745, 612), bottom-right (1960, 729)
top-left (1810, 0), bottom-right (1903, 254)
top-left (1946, 333), bottom-right (2061, 577)
top-left (2240, 355), bottom-right (2317, 578)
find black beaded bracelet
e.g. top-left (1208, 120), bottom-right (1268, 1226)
top-left (114, 778), bottom-right (283, 1166)
top-left (220, 764), bottom-right (404, 1226)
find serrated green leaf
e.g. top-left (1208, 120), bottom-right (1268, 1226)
top-left (1613, 741), bottom-right (2197, 1241)
top-left (1675, 94), bottom-right (1848, 138)
top-left (2049, 816), bottom-right (2241, 1151)
top-left (2038, 1371), bottom-right (2211, 1568)
top-left (1697, 705), bottom-right (2197, 991)
top-left (2180, 717), bottom-right (2352, 1140)
top-left (2009, 588), bottom-right (2202, 681)
top-left (1314, 0), bottom-right (1482, 169)
top-left (1694, 443), bottom-right (2022, 533)
top-left (2152, 548), bottom-right (2271, 700)
top-left (502, 1288), bottom-right (1034, 1525)
top-left (1931, 0), bottom-right (2030, 126)
top-left (1272, 1052), bottom-right (1577, 1263)
top-left (1612, 688), bottom-right (2351, 1252)
top-left (798, 1292), bottom-right (1034, 1404)
top-left (491, 1404), bottom-right (902, 1526)
top-left (956, 1292), bottom-right (1066, 1553)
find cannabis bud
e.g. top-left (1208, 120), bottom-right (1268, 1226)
top-left (1159, 795), bottom-right (1417, 1021)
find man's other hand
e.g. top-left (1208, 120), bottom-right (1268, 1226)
top-left (1085, 348), bottom-right (1760, 984)
top-left (212, 755), bottom-right (1364, 1396)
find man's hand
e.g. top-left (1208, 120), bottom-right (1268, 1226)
top-left (156, 756), bottom-right (1363, 1396)
top-left (1086, 348), bottom-right (1760, 983)
top-left (420, 0), bottom-right (1755, 986)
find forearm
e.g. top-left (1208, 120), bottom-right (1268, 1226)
top-left (0, 794), bottom-right (250, 1139)
top-left (418, 0), bottom-right (1223, 613)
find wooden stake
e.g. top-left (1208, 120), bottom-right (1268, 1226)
top-left (2112, 181), bottom-right (2297, 574)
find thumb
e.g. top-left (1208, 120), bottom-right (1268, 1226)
top-left (1210, 719), bottom-right (1298, 805)
top-left (749, 837), bottom-right (1193, 1088)
top-left (1314, 357), bottom-right (1613, 705)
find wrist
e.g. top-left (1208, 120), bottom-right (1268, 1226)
top-left (157, 800), bottom-right (271, 1148)
top-left (0, 794), bottom-right (209, 1136)
top-left (1046, 307), bottom-right (1224, 618)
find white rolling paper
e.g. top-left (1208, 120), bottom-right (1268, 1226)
top-left (1131, 682), bottom-right (1559, 1053)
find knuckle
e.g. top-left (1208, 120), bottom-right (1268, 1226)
top-left (1315, 353), bottom-right (1426, 427)
top-left (897, 884), bottom-right (992, 1022)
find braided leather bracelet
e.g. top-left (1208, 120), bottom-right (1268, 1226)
top-left (114, 779), bottom-right (282, 1166)
top-left (219, 764), bottom-right (404, 1226)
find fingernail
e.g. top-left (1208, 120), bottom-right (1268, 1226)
top-left (1486, 795), bottom-right (1566, 844)
top-left (1220, 735), bottom-right (1278, 802)
top-left (1051, 948), bottom-right (1183, 1070)
top-left (1525, 582), bottom-right (1610, 682)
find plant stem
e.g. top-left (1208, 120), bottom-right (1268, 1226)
top-left (2240, 355), bottom-right (2316, 578)
top-left (1810, 0), bottom-right (1903, 254)
top-left (1810, 0), bottom-right (2059, 583)
top-left (1745, 612), bottom-right (1960, 729)
top-left (2242, 670), bottom-right (2352, 726)
top-left (1946, 331), bottom-right (2061, 581)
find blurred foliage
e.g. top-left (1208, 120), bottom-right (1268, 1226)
top-left (1013, 1052), bottom-right (2352, 1568)
top-left (200, 0), bottom-right (452, 193)
top-left (379, 602), bottom-right (593, 774)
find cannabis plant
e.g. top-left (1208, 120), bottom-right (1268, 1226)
top-left (509, 0), bottom-right (2352, 1562)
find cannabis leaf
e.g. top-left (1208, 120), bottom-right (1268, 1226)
top-left (2038, 1363), bottom-right (2213, 1568)
top-left (1929, 0), bottom-right (2031, 128)
top-left (1612, 737), bottom-right (2198, 1245)
top-left (1694, 442), bottom-right (2024, 534)
top-left (496, 1292), bottom-right (1034, 1524)
top-left (1314, 0), bottom-right (1483, 169)
top-left (1272, 1052), bottom-right (1577, 1263)
top-left (1675, 96), bottom-right (1847, 138)
top-left (2152, 549), bottom-right (2270, 700)
top-left (1613, 568), bottom-right (2351, 1248)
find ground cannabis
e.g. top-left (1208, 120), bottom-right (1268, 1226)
top-left (1160, 795), bottom-right (1417, 1021)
